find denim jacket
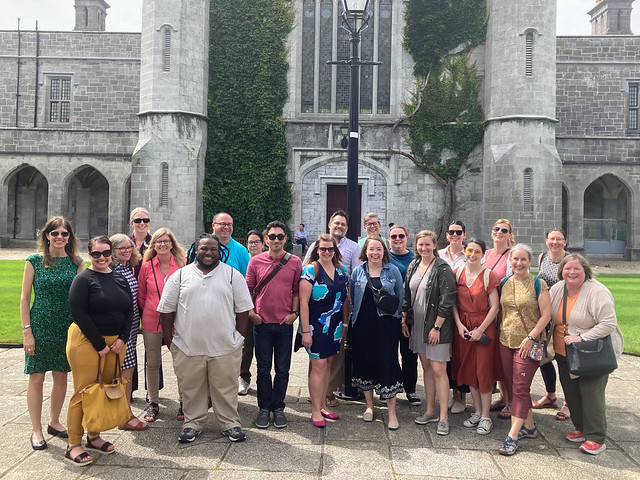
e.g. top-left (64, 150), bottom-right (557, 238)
top-left (350, 262), bottom-right (404, 324)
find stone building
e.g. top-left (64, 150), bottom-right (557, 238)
top-left (0, 0), bottom-right (639, 259)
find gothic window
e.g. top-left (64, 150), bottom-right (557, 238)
top-left (163, 28), bottom-right (171, 72)
top-left (48, 77), bottom-right (71, 123)
top-left (300, 0), bottom-right (392, 115)
top-left (84, 7), bottom-right (89, 27)
top-left (525, 32), bottom-right (533, 77)
top-left (629, 82), bottom-right (638, 130)
top-left (523, 168), bottom-right (533, 214)
top-left (161, 163), bottom-right (169, 206)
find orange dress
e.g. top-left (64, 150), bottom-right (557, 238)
top-left (452, 268), bottom-right (503, 392)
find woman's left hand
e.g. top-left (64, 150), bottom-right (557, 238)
top-left (564, 335), bottom-right (582, 345)
top-left (518, 337), bottom-right (533, 359)
top-left (428, 328), bottom-right (440, 346)
top-left (110, 339), bottom-right (125, 355)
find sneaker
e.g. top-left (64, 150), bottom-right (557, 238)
top-left (518, 424), bottom-right (538, 440)
top-left (238, 379), bottom-right (250, 396)
top-left (222, 426), bottom-right (246, 442)
top-left (436, 420), bottom-right (450, 436)
top-left (255, 408), bottom-right (270, 429)
top-left (463, 412), bottom-right (481, 428)
top-left (450, 401), bottom-right (466, 414)
top-left (406, 393), bottom-right (421, 406)
top-left (178, 427), bottom-right (201, 443)
top-left (566, 429), bottom-right (586, 443)
top-left (273, 408), bottom-right (287, 428)
top-left (415, 412), bottom-right (439, 425)
top-left (580, 440), bottom-right (607, 455)
top-left (476, 417), bottom-right (493, 435)
top-left (498, 436), bottom-right (518, 456)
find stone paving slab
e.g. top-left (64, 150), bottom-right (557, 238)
top-left (0, 343), bottom-right (638, 479)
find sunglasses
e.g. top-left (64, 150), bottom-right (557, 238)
top-left (132, 218), bottom-right (150, 224)
top-left (49, 231), bottom-right (70, 237)
top-left (465, 248), bottom-right (483, 256)
top-left (493, 227), bottom-right (510, 234)
top-left (267, 233), bottom-right (286, 241)
top-left (447, 230), bottom-right (464, 236)
top-left (89, 250), bottom-right (112, 259)
top-left (390, 234), bottom-right (406, 240)
top-left (318, 247), bottom-right (335, 253)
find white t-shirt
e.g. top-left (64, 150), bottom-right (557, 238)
top-left (157, 262), bottom-right (254, 357)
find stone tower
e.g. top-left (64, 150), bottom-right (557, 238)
top-left (482, 0), bottom-right (562, 251)
top-left (130, 0), bottom-right (210, 246)
top-left (589, 0), bottom-right (634, 35)
top-left (73, 0), bottom-right (109, 31)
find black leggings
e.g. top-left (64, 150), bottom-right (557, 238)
top-left (539, 361), bottom-right (557, 393)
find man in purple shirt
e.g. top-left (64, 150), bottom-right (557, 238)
top-left (246, 221), bottom-right (303, 429)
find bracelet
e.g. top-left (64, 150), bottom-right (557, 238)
top-left (22, 324), bottom-right (31, 330)
top-left (302, 331), bottom-right (310, 334)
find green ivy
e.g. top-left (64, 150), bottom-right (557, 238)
top-left (204, 0), bottom-right (293, 238)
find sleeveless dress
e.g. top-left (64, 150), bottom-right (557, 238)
top-left (300, 262), bottom-right (348, 359)
top-left (24, 254), bottom-right (78, 374)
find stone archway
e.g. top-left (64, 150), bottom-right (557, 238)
top-left (583, 174), bottom-right (629, 255)
top-left (5, 165), bottom-right (48, 239)
top-left (65, 166), bottom-right (109, 238)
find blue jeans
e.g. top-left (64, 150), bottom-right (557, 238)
top-left (254, 322), bottom-right (293, 411)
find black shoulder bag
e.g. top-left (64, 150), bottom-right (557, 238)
top-left (364, 264), bottom-right (399, 315)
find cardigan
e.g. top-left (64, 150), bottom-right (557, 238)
top-left (549, 279), bottom-right (623, 357)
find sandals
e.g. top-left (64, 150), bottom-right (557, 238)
top-left (325, 395), bottom-right (339, 408)
top-left (497, 403), bottom-right (512, 420)
top-left (65, 445), bottom-right (93, 466)
top-left (490, 399), bottom-right (506, 412)
top-left (532, 394), bottom-right (558, 409)
top-left (118, 414), bottom-right (149, 431)
top-left (144, 402), bottom-right (159, 422)
top-left (85, 436), bottom-right (115, 455)
top-left (555, 401), bottom-right (571, 421)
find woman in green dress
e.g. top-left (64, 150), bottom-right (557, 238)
top-left (20, 216), bottom-right (83, 450)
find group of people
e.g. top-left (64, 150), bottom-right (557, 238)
top-left (20, 209), bottom-right (623, 467)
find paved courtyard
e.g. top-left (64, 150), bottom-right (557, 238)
top-left (0, 340), bottom-right (638, 479)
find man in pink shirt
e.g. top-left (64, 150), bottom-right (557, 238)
top-left (246, 221), bottom-right (302, 429)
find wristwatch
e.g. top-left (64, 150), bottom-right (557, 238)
top-left (291, 311), bottom-right (299, 316)
top-left (433, 325), bottom-right (441, 332)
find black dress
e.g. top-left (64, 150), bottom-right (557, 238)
top-left (350, 279), bottom-right (403, 400)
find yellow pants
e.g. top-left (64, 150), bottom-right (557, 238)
top-left (66, 323), bottom-right (127, 445)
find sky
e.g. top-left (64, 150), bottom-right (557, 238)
top-left (0, 0), bottom-right (639, 35)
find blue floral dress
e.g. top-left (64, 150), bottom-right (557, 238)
top-left (300, 262), bottom-right (348, 359)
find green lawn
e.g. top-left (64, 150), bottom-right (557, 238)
top-left (0, 260), bottom-right (639, 353)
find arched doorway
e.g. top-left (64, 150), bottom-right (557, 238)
top-left (583, 174), bottom-right (628, 255)
top-left (65, 166), bottom-right (109, 238)
top-left (5, 166), bottom-right (48, 239)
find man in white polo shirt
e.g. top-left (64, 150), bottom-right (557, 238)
top-left (158, 234), bottom-right (253, 443)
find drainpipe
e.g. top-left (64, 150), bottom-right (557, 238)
top-left (33, 21), bottom-right (39, 127)
top-left (15, 18), bottom-right (21, 127)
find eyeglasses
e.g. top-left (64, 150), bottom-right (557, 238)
top-left (364, 221), bottom-right (380, 228)
top-left (447, 230), bottom-right (464, 236)
top-left (493, 227), bottom-right (510, 234)
top-left (318, 247), bottom-right (335, 253)
top-left (213, 222), bottom-right (233, 228)
top-left (390, 234), bottom-right (406, 240)
top-left (49, 231), bottom-right (70, 237)
top-left (247, 240), bottom-right (262, 245)
top-left (465, 248), bottom-right (483, 256)
top-left (89, 250), bottom-right (112, 258)
top-left (132, 218), bottom-right (150, 224)
top-left (155, 240), bottom-right (172, 245)
top-left (267, 233), bottom-right (286, 241)
top-left (115, 246), bottom-right (133, 251)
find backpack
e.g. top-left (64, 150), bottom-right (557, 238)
top-left (455, 267), bottom-right (492, 291)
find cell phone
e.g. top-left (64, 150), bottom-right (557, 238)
top-left (469, 328), bottom-right (491, 346)
top-left (464, 332), bottom-right (472, 340)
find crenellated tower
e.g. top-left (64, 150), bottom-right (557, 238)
top-left (130, 0), bottom-right (210, 246)
top-left (482, 0), bottom-right (562, 250)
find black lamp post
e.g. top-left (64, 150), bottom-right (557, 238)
top-left (328, 0), bottom-right (378, 241)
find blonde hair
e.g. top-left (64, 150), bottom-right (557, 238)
top-left (491, 218), bottom-right (516, 246)
top-left (129, 207), bottom-right (150, 223)
top-left (413, 230), bottom-right (438, 260)
top-left (143, 227), bottom-right (186, 266)
top-left (363, 212), bottom-right (380, 225)
top-left (110, 233), bottom-right (141, 268)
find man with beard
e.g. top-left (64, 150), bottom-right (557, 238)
top-left (158, 234), bottom-right (253, 443)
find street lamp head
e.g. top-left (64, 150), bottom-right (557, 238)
top-left (342, 0), bottom-right (370, 18)
top-left (340, 121), bottom-right (349, 149)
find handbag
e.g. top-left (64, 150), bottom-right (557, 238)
top-left (562, 285), bottom-right (617, 377)
top-left (81, 353), bottom-right (130, 432)
top-left (364, 264), bottom-right (399, 315)
top-left (510, 276), bottom-right (551, 363)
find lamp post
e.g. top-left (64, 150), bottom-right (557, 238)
top-left (329, 0), bottom-right (378, 241)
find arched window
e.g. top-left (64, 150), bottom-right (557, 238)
top-left (525, 32), bottom-right (534, 77)
top-left (161, 163), bottom-right (169, 206)
top-left (84, 7), bottom-right (89, 27)
top-left (523, 168), bottom-right (533, 214)
top-left (163, 28), bottom-right (171, 72)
